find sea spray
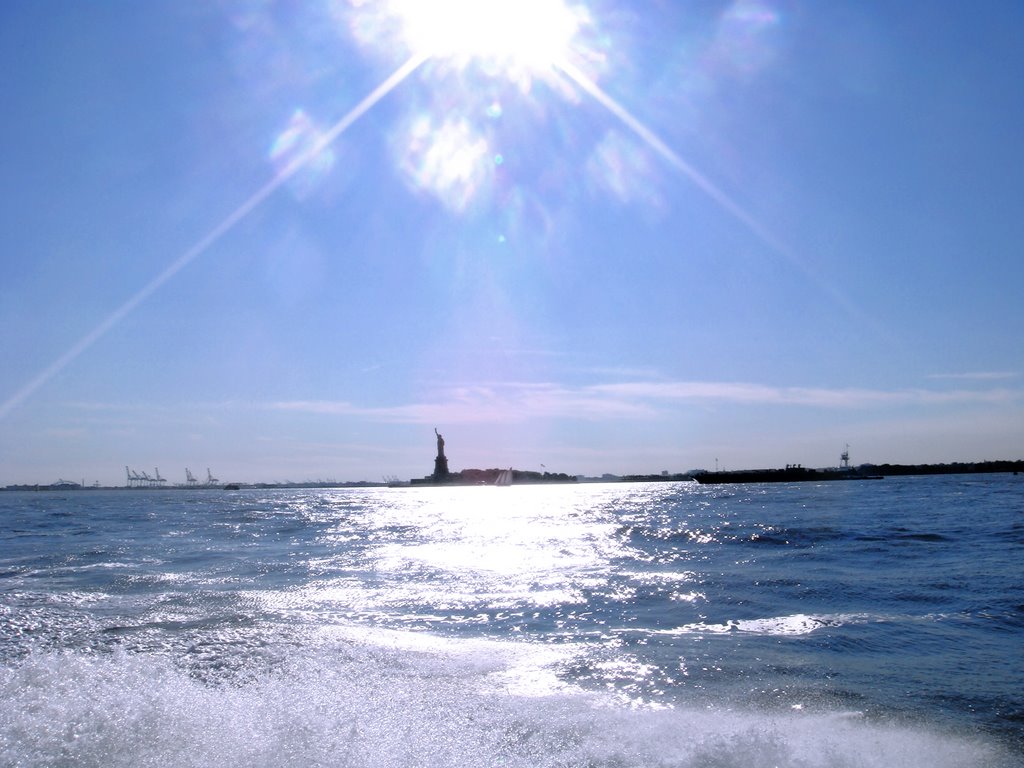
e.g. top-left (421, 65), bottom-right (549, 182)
top-left (1, 641), bottom-right (1014, 768)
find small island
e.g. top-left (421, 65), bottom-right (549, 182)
top-left (409, 429), bottom-right (576, 486)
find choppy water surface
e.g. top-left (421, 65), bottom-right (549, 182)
top-left (1, 476), bottom-right (1021, 766)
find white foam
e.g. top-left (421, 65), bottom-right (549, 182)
top-left (650, 612), bottom-right (878, 637)
top-left (0, 642), bottom-right (1013, 768)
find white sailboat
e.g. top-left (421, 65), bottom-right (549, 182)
top-left (494, 468), bottom-right (513, 486)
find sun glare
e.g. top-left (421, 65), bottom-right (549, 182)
top-left (2, 1), bottom-right (802, 423)
top-left (386, 0), bottom-right (585, 74)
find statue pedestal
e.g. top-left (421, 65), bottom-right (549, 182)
top-left (433, 456), bottom-right (450, 480)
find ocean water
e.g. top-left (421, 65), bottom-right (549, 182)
top-left (0, 475), bottom-right (1021, 767)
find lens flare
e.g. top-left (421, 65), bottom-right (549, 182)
top-left (0, 54), bottom-right (426, 421)
top-left (269, 109), bottom-right (335, 200)
top-left (397, 115), bottom-right (491, 212)
top-left (3, 1), bottom-right (860, 422)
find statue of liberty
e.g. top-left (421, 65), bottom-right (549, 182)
top-left (433, 428), bottom-right (449, 479)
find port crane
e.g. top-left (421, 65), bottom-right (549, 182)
top-left (206, 468), bottom-right (219, 486)
top-left (185, 468), bottom-right (198, 486)
top-left (125, 466), bottom-right (166, 488)
top-left (125, 466), bottom-right (147, 488)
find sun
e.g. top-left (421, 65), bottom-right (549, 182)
top-left (380, 0), bottom-right (587, 74)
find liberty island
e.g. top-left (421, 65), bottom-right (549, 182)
top-left (409, 428), bottom-right (576, 486)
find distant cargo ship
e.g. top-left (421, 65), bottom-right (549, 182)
top-left (694, 447), bottom-right (883, 484)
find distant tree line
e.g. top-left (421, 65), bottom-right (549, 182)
top-left (620, 473), bottom-right (691, 483)
top-left (859, 460), bottom-right (1024, 476)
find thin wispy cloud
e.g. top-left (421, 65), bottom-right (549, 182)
top-left (263, 378), bottom-right (1022, 426)
top-left (580, 365), bottom-right (665, 379)
top-left (588, 381), bottom-right (1023, 408)
top-left (927, 371), bottom-right (1020, 381)
top-left (65, 375), bottom-right (1023, 429)
top-left (270, 385), bottom-right (657, 424)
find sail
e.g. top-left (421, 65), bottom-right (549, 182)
top-left (494, 468), bottom-right (513, 486)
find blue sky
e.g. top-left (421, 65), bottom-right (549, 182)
top-left (1, 0), bottom-right (1022, 486)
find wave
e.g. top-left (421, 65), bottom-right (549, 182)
top-left (639, 612), bottom-right (880, 637)
top-left (1, 635), bottom-right (1015, 768)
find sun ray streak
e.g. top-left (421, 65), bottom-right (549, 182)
top-left (555, 59), bottom-right (787, 257)
top-left (0, 54), bottom-right (427, 421)
top-left (555, 58), bottom-right (883, 335)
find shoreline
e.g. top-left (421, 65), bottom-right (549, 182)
top-left (3, 459), bottom-right (1022, 492)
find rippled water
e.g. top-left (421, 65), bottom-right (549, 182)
top-left (1, 476), bottom-right (1021, 766)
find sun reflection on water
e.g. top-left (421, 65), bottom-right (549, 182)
top-left (274, 484), bottom-right (685, 632)
top-left (368, 485), bottom-right (630, 606)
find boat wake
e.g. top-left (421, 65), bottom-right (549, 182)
top-left (1, 631), bottom-right (1014, 768)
